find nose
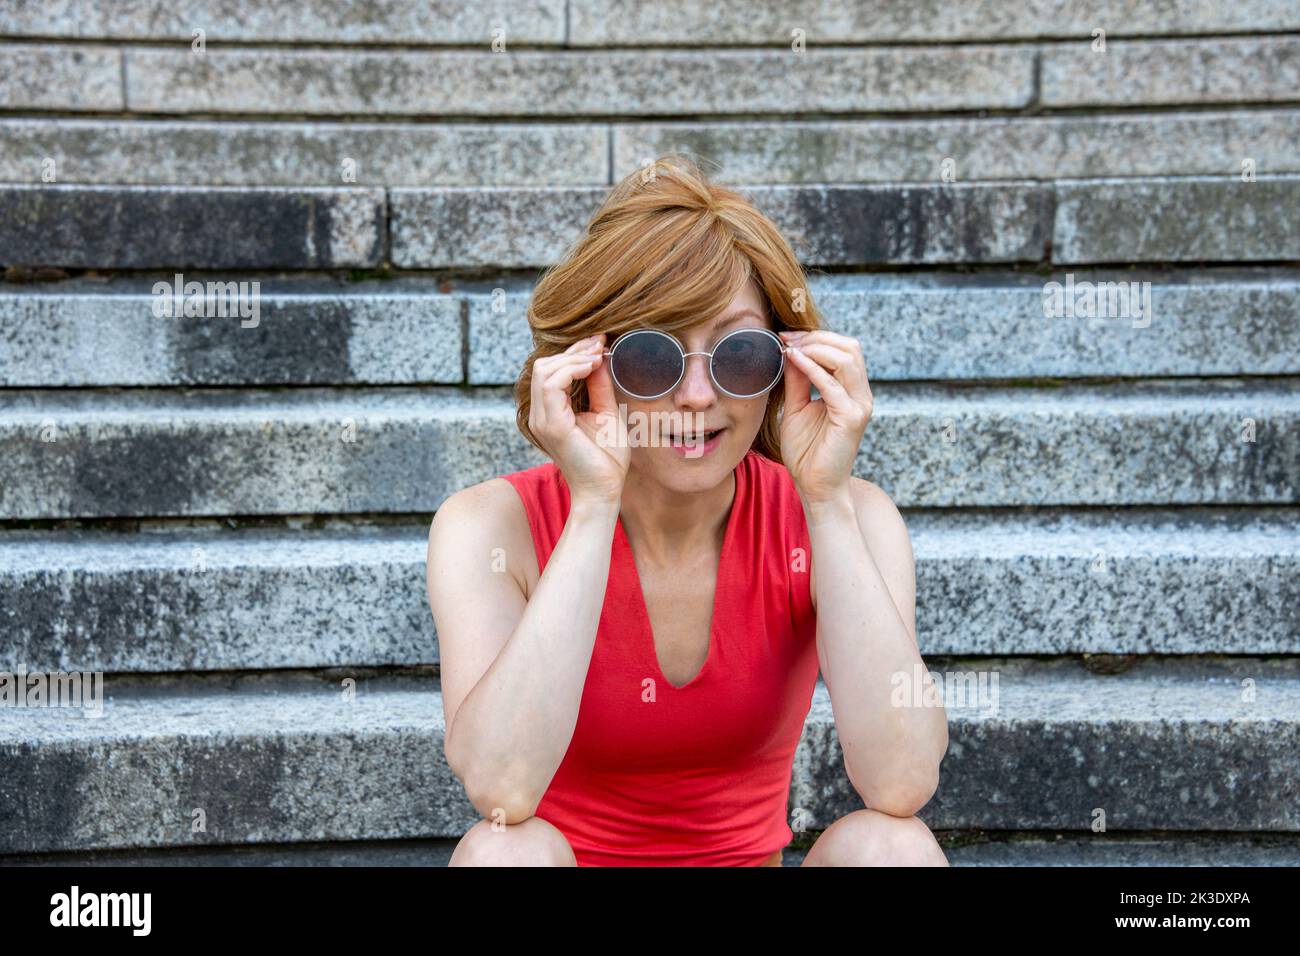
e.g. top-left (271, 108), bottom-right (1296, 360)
top-left (672, 350), bottom-right (718, 408)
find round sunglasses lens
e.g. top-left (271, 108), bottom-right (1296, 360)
top-left (610, 332), bottom-right (682, 397)
top-left (712, 330), bottom-right (784, 396)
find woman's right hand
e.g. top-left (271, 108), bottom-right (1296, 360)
top-left (528, 333), bottom-right (630, 504)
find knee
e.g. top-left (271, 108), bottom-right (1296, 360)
top-left (449, 814), bottom-right (577, 867)
top-left (803, 809), bottom-right (949, 867)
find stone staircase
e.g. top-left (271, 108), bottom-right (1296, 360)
top-left (1, 1), bottom-right (1297, 866)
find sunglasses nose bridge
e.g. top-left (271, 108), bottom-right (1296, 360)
top-left (674, 349), bottom-right (719, 398)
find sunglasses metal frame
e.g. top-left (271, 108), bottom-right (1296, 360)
top-left (601, 326), bottom-right (790, 400)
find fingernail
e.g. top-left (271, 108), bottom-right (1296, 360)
top-left (782, 330), bottom-right (804, 342)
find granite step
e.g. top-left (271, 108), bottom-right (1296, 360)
top-left (5, 0), bottom-right (1294, 46)
top-left (1, 659), bottom-right (1296, 854)
top-left (5, 112), bottom-right (1298, 188)
top-left (1, 507), bottom-right (1295, 673)
top-left (2, 379), bottom-right (1289, 520)
top-left (6, 38), bottom-right (1298, 116)
top-left (3, 832), bottom-right (1298, 866)
top-left (5, 178), bottom-right (1298, 270)
top-left (4, 270), bottom-right (1297, 387)
top-left (2, 379), bottom-right (1296, 518)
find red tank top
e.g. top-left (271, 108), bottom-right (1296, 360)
top-left (499, 448), bottom-right (820, 866)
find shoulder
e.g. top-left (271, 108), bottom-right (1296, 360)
top-left (432, 459), bottom-right (559, 533)
top-left (754, 454), bottom-right (903, 539)
top-left (848, 475), bottom-right (905, 526)
top-left (427, 476), bottom-right (537, 595)
top-left (435, 474), bottom-right (520, 515)
top-left (846, 476), bottom-right (913, 558)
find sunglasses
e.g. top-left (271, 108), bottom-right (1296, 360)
top-left (602, 327), bottom-right (789, 400)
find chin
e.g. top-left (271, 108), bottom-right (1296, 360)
top-left (636, 432), bottom-right (744, 490)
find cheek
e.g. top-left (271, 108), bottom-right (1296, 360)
top-left (739, 396), bottom-right (772, 424)
top-left (618, 399), bottom-right (654, 426)
top-left (722, 397), bottom-right (770, 440)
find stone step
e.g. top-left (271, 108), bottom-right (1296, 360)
top-left (2, 659), bottom-right (1295, 854)
top-left (1055, 177), bottom-right (1300, 263)
top-left (391, 177), bottom-right (1297, 268)
top-left (1, 379), bottom-right (1296, 518)
top-left (2, 509), bottom-right (1296, 674)
top-left (0, 118), bottom-right (607, 187)
top-left (392, 182), bottom-right (1056, 267)
top-left (7, 38), bottom-right (1299, 116)
top-left (0, 1), bottom-right (564, 45)
top-left (569, 2), bottom-right (1300, 46)
top-left (0, 44), bottom-right (121, 111)
top-left (0, 280), bottom-right (466, 387)
top-left (932, 833), bottom-right (1300, 867)
top-left (797, 656), bottom-right (1300, 833)
top-left (0, 185), bottom-right (384, 270)
top-left (5, 0), bottom-right (1295, 45)
top-left (0, 524), bottom-right (437, 673)
top-left (4, 270), bottom-right (1296, 387)
top-left (616, 111), bottom-right (1300, 186)
top-left (120, 45), bottom-right (1035, 116)
top-left (469, 269), bottom-right (1300, 384)
top-left (4, 832), bottom-right (1299, 866)
top-left (5, 178), bottom-right (1297, 270)
top-left (1042, 36), bottom-right (1300, 108)
top-left (6, 112), bottom-right (1299, 187)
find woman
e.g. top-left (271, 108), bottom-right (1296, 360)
top-left (426, 155), bottom-right (949, 866)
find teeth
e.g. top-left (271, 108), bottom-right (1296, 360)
top-left (669, 429), bottom-right (720, 443)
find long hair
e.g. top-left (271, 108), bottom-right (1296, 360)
top-left (513, 153), bottom-right (824, 464)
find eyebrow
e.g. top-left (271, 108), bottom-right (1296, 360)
top-left (710, 309), bottom-right (765, 332)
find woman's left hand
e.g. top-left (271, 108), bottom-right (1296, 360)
top-left (777, 329), bottom-right (873, 505)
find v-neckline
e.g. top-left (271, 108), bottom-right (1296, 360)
top-left (614, 453), bottom-right (747, 691)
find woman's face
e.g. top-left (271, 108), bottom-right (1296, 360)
top-left (613, 280), bottom-right (776, 494)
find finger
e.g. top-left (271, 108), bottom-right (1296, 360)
top-left (584, 349), bottom-right (619, 417)
top-left (785, 345), bottom-right (848, 403)
top-left (543, 352), bottom-right (601, 395)
top-left (532, 337), bottom-right (599, 382)
top-left (794, 330), bottom-right (871, 375)
top-left (539, 353), bottom-right (602, 423)
top-left (795, 340), bottom-right (868, 398)
top-left (531, 351), bottom-right (597, 419)
top-left (794, 329), bottom-right (863, 353)
top-left (791, 341), bottom-right (854, 386)
top-left (532, 335), bottom-right (605, 387)
top-left (781, 343), bottom-right (813, 417)
top-left (564, 334), bottom-right (606, 355)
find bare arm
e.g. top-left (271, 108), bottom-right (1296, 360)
top-left (427, 483), bottom-right (620, 823)
top-left (778, 328), bottom-right (946, 819)
top-left (806, 478), bottom-right (947, 818)
top-left (427, 330), bottom-right (629, 824)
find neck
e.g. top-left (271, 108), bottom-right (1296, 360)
top-left (617, 463), bottom-right (736, 565)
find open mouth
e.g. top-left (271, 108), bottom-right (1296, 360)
top-left (666, 427), bottom-right (726, 446)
